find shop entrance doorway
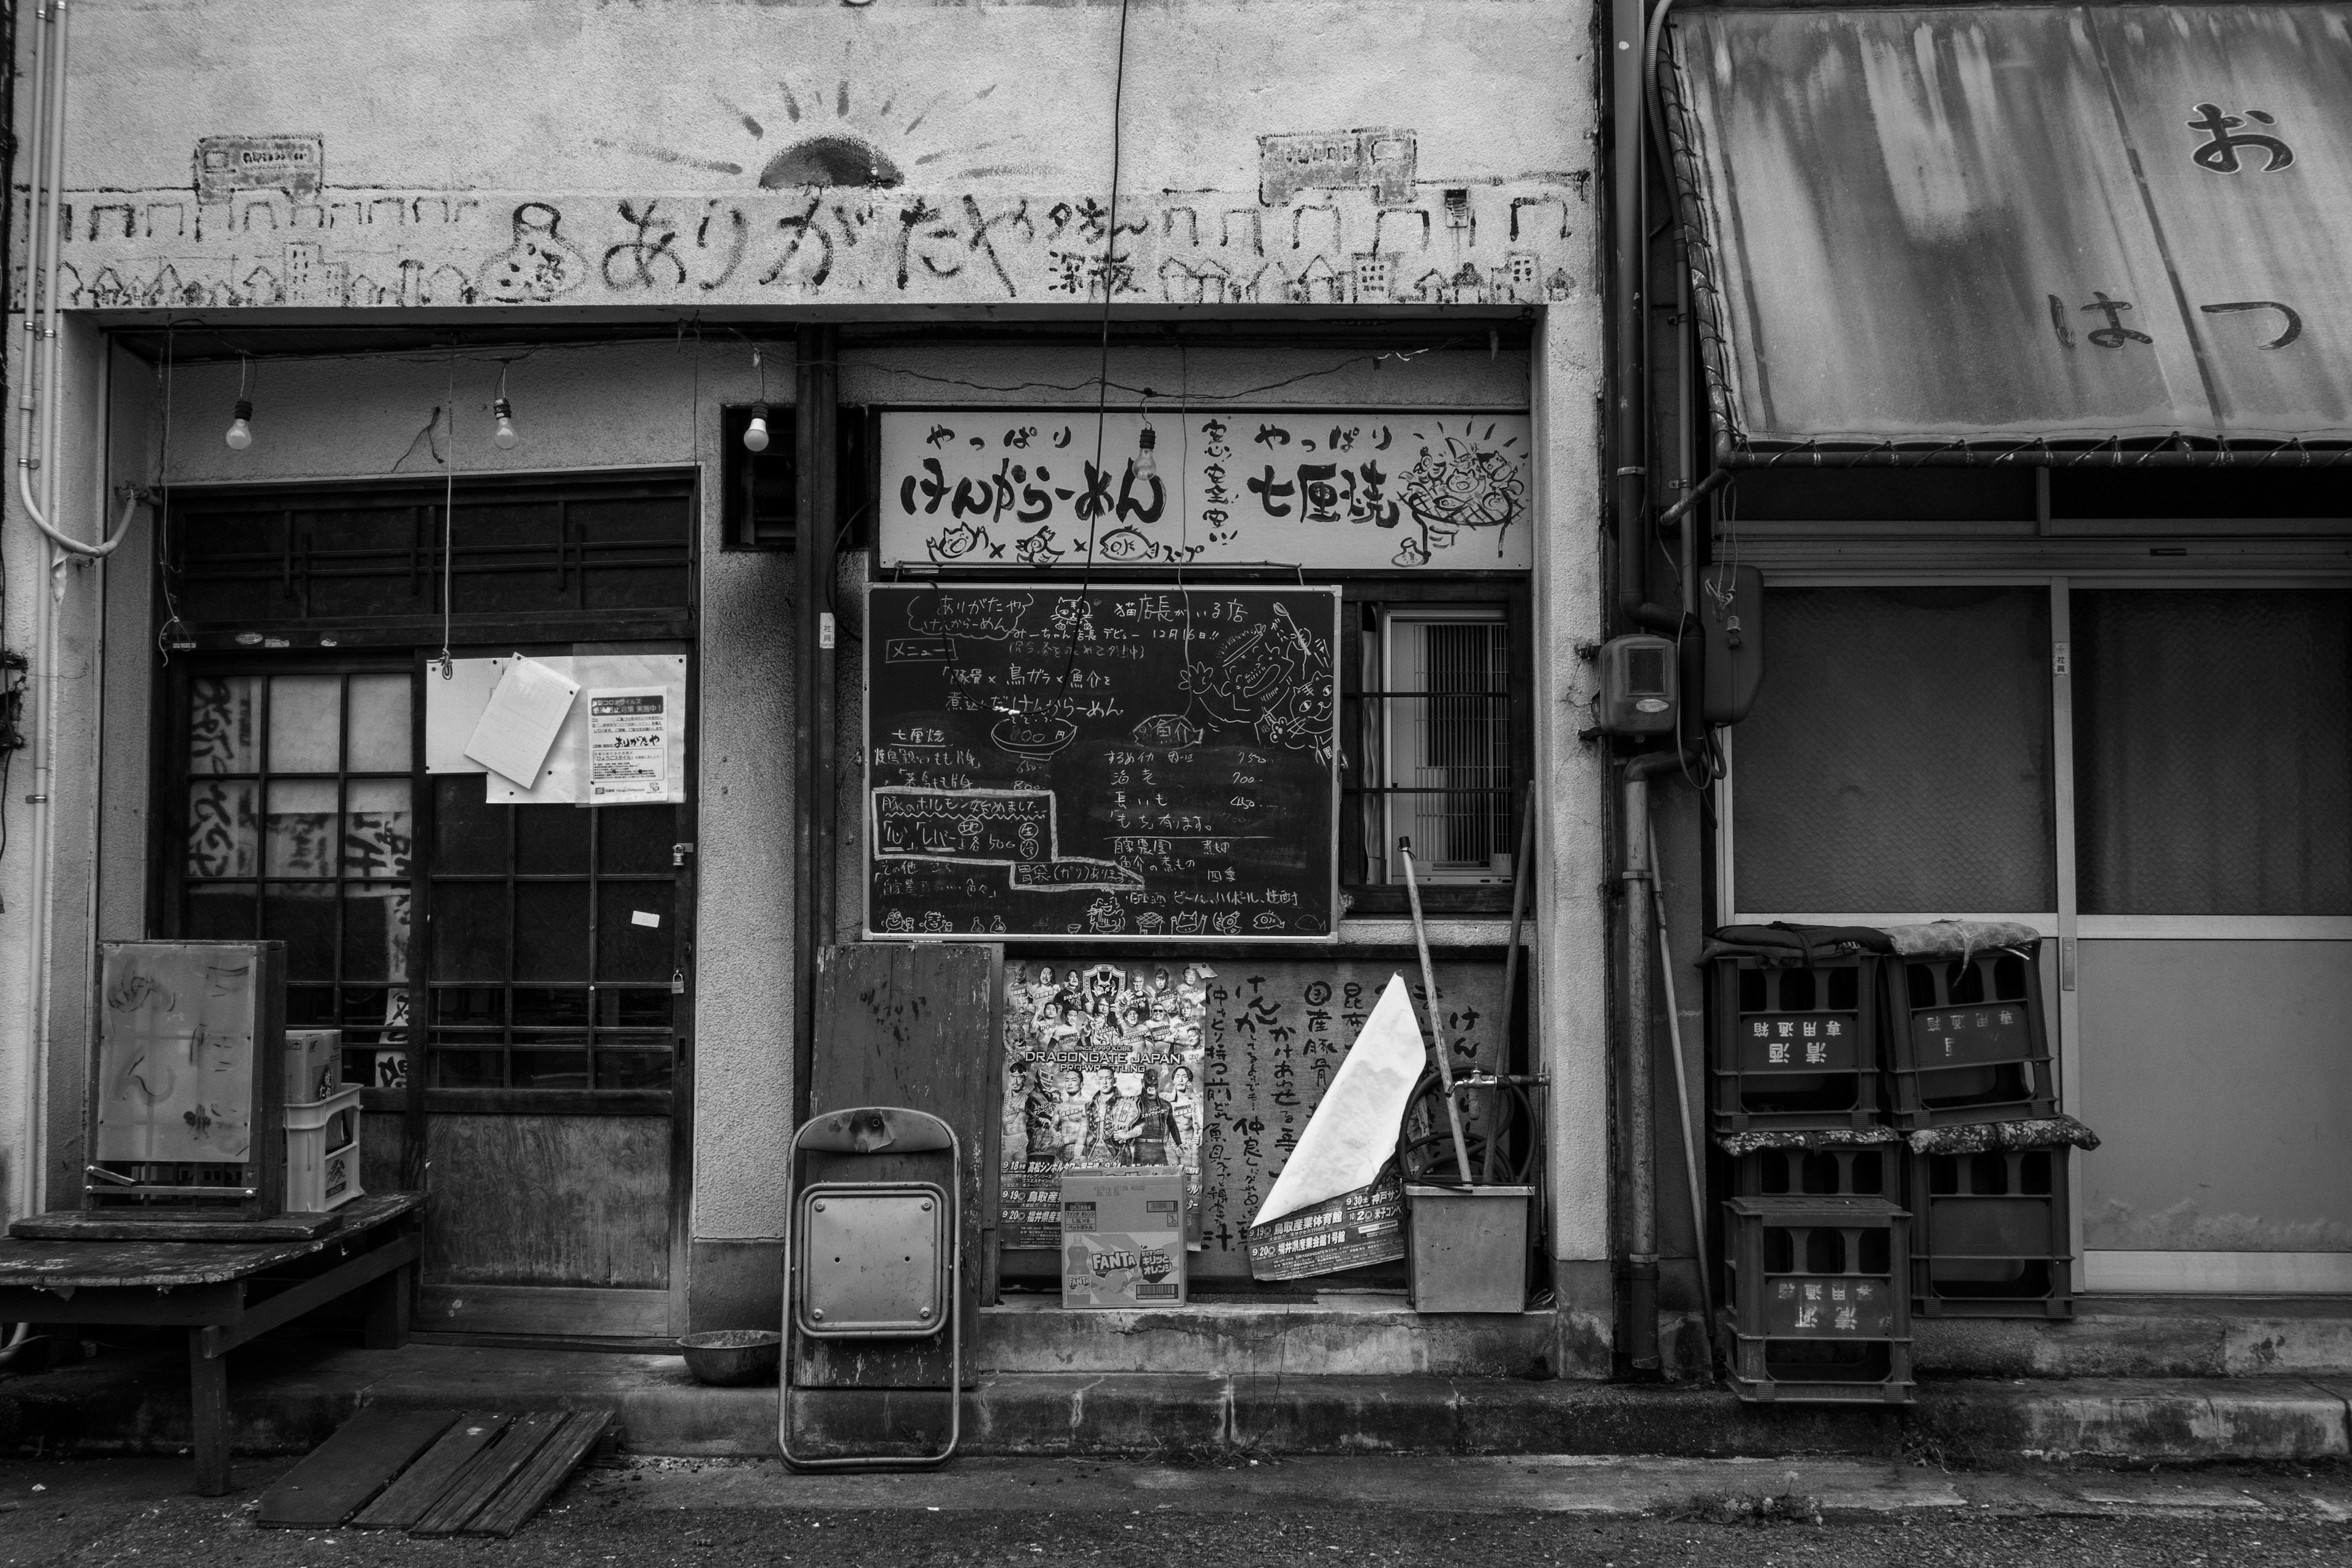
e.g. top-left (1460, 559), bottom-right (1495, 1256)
top-left (1723, 581), bottom-right (2352, 1293)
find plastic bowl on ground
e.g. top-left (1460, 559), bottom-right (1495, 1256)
top-left (676, 1329), bottom-right (782, 1387)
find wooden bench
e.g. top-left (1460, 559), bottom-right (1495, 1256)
top-left (0, 1191), bottom-right (425, 1494)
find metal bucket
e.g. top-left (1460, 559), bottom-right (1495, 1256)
top-left (1405, 1184), bottom-right (1534, 1314)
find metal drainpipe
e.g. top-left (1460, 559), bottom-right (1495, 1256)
top-left (1612, 0), bottom-right (1675, 636)
top-left (1621, 747), bottom-right (1685, 1371)
top-left (791, 326), bottom-right (838, 1125)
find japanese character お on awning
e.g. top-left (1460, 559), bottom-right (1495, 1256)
top-left (1658, 4), bottom-right (2352, 458)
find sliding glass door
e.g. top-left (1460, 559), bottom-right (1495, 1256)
top-left (1725, 579), bottom-right (2352, 1292)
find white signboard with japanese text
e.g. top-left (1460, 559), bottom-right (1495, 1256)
top-left (587, 688), bottom-right (671, 804)
top-left (876, 408), bottom-right (1532, 572)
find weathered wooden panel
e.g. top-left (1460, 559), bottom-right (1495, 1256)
top-left (423, 1115), bottom-right (669, 1289)
top-left (359, 1112), bottom-right (407, 1203)
top-left (802, 943), bottom-right (1000, 1389)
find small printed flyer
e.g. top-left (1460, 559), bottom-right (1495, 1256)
top-left (586, 687), bottom-right (669, 804)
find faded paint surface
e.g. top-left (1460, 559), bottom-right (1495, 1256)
top-left (49, 1), bottom-right (1589, 311)
top-left (1668, 4), bottom-right (2352, 445)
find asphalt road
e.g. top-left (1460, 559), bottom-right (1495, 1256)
top-left (5, 1454), bottom-right (2348, 1567)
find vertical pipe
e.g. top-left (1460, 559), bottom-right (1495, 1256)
top-left (805, 329), bottom-right (837, 957)
top-left (1620, 772), bottom-right (1659, 1368)
top-left (1612, 0), bottom-right (1672, 635)
top-left (1620, 750), bottom-right (1683, 1371)
top-left (789, 331), bottom-right (813, 1126)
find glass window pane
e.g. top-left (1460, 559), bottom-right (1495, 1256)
top-left (186, 884), bottom-right (255, 940)
top-left (268, 675), bottom-right (342, 773)
top-left (188, 676), bottom-right (261, 773)
top-left (186, 780), bottom-right (258, 877)
top-left (511, 1050), bottom-right (589, 1089)
top-left (514, 882), bottom-right (590, 980)
top-left (344, 779), bottom-right (413, 880)
top-left (597, 882), bottom-right (673, 981)
top-left (431, 1048), bottom-right (505, 1088)
top-left (287, 985), bottom-right (337, 1027)
top-left (434, 776), bottom-right (507, 870)
top-left (263, 881), bottom-right (337, 980)
top-left (266, 780), bottom-right (339, 876)
top-left (346, 674), bottom-right (413, 772)
top-left (1735, 587), bottom-right (2054, 913)
top-left (513, 987), bottom-right (591, 1027)
top-left (2076, 590), bottom-right (2352, 914)
top-left (598, 806), bottom-right (674, 874)
top-left (517, 805), bottom-right (589, 875)
top-left (597, 1049), bottom-right (674, 1091)
top-left (598, 988), bottom-right (674, 1029)
top-left (434, 987), bottom-right (505, 1028)
top-left (342, 886), bottom-right (412, 981)
top-left (431, 883), bottom-right (510, 982)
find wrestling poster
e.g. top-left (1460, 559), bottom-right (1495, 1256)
top-left (999, 960), bottom-right (1209, 1249)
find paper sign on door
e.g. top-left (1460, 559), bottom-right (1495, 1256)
top-left (587, 687), bottom-right (669, 804)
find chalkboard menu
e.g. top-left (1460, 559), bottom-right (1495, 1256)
top-left (865, 584), bottom-right (1340, 941)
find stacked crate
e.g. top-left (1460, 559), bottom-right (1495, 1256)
top-left (284, 1028), bottom-right (364, 1214)
top-left (1707, 938), bottom-right (1911, 1403)
top-left (1884, 944), bottom-right (2073, 1318)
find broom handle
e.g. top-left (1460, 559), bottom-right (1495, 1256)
top-left (1494, 793), bottom-right (1536, 1183)
top-left (1401, 839), bottom-right (1476, 1183)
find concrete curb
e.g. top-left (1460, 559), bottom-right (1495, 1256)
top-left (4, 1342), bottom-right (2346, 1463)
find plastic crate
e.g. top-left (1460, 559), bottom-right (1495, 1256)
top-left (1732, 1144), bottom-right (1898, 1199)
top-left (1887, 946), bottom-right (2058, 1131)
top-left (1717, 1195), bottom-right (1913, 1405)
top-left (285, 1087), bottom-right (363, 1213)
top-left (1709, 954), bottom-right (1885, 1135)
top-left (1908, 1147), bottom-right (2074, 1319)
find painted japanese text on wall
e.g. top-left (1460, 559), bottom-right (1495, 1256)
top-left (48, 6), bottom-right (1590, 312)
top-left (1193, 960), bottom-right (1504, 1279)
top-left (878, 409), bottom-right (1532, 571)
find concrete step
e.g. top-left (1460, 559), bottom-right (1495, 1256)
top-left (975, 1295), bottom-right (1559, 1378)
top-left (4, 1340), bottom-right (2346, 1464)
top-left (969, 1292), bottom-right (2352, 1381)
top-left (1912, 1295), bottom-right (2352, 1379)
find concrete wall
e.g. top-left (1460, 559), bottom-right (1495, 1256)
top-left (50, 0), bottom-right (1589, 315)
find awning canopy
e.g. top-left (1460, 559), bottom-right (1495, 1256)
top-left (1660, 4), bottom-right (2352, 461)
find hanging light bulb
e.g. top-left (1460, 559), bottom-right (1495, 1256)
top-left (744, 401), bottom-right (772, 453)
top-left (224, 398), bottom-right (254, 451)
top-left (1133, 419), bottom-right (1159, 480)
top-left (492, 396), bottom-right (519, 450)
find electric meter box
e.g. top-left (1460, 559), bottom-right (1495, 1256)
top-left (1597, 633), bottom-right (1679, 736)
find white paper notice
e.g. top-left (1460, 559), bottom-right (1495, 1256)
top-left (463, 655), bottom-right (580, 788)
top-left (1252, 973), bottom-right (1428, 1229)
top-left (587, 687), bottom-right (669, 804)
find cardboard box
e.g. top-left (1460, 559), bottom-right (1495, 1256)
top-left (284, 1029), bottom-right (342, 1106)
top-left (1061, 1169), bottom-right (1186, 1308)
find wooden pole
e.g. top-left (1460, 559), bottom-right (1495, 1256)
top-left (1493, 790), bottom-right (1536, 1182)
top-left (1401, 839), bottom-right (1476, 1182)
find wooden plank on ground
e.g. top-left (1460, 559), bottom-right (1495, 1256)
top-left (409, 1410), bottom-right (570, 1538)
top-left (462, 1408), bottom-right (616, 1539)
top-left (349, 1412), bottom-right (513, 1531)
top-left (256, 1408), bottom-right (460, 1528)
